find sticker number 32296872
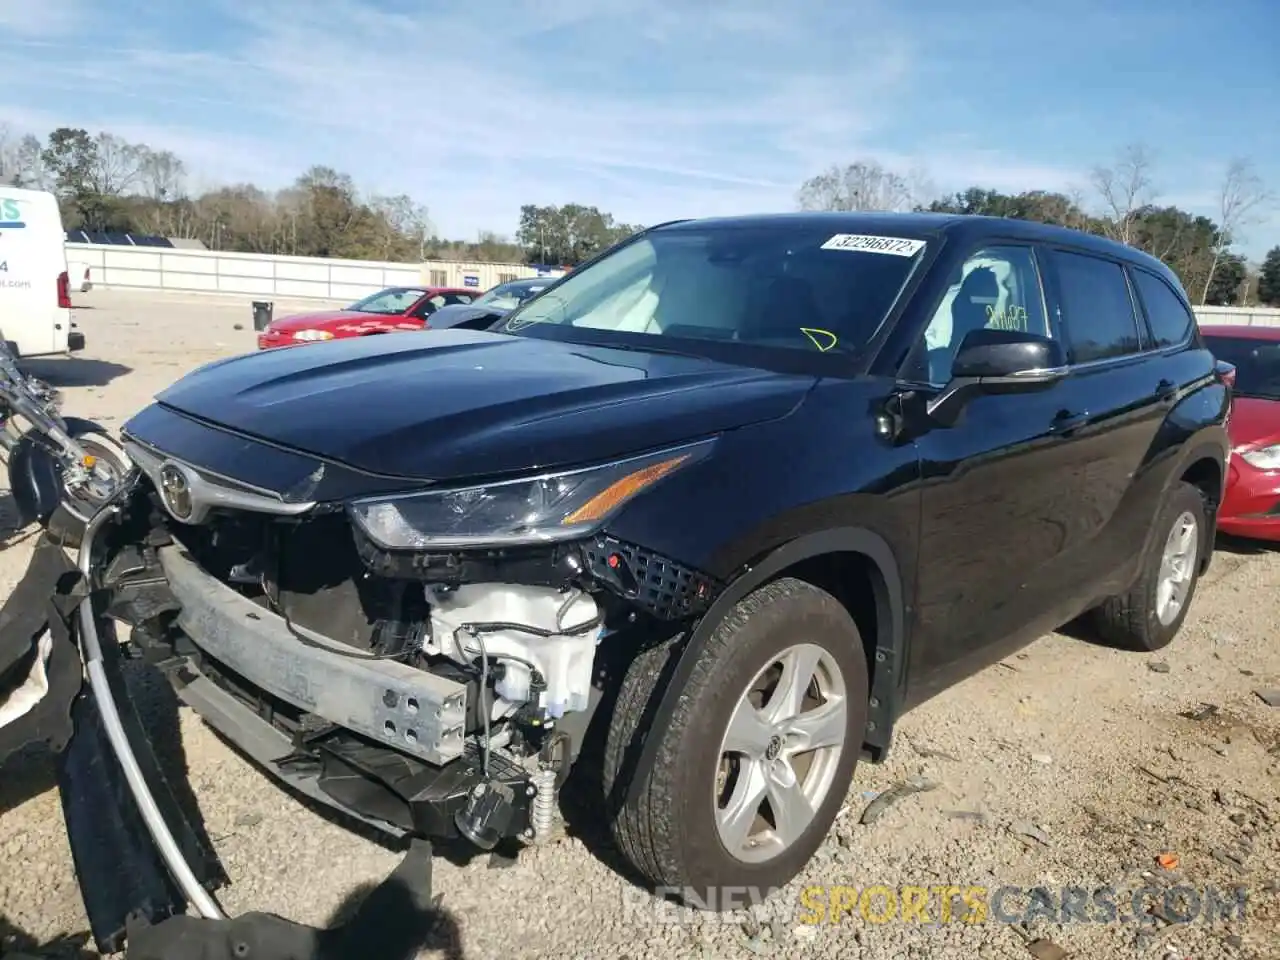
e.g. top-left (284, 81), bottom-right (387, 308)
top-left (820, 234), bottom-right (926, 257)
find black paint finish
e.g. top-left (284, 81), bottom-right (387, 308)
top-left (120, 212), bottom-right (1229, 742)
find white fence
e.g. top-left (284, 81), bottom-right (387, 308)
top-left (63, 242), bottom-right (1280, 325)
top-left (1193, 305), bottom-right (1280, 328)
top-left (65, 243), bottom-right (554, 301)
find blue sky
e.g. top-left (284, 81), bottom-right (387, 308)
top-left (2, 0), bottom-right (1277, 258)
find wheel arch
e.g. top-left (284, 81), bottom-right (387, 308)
top-left (621, 527), bottom-right (908, 810)
top-left (1172, 442), bottom-right (1226, 575)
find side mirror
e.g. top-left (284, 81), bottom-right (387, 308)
top-left (926, 329), bottom-right (1068, 425)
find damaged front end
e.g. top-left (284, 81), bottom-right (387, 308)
top-left (96, 430), bottom-right (722, 866)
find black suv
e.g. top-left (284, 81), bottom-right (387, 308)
top-left (87, 213), bottom-right (1232, 906)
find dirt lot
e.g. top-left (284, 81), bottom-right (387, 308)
top-left (1, 288), bottom-right (1278, 960)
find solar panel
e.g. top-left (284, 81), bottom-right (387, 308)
top-left (64, 230), bottom-right (176, 247)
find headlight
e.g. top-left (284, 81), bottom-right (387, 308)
top-left (292, 329), bottom-right (335, 342)
top-left (1240, 443), bottom-right (1280, 470)
top-left (348, 438), bottom-right (715, 550)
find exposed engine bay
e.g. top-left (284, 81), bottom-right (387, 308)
top-left (98, 466), bottom-right (721, 854)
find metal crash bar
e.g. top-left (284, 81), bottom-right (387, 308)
top-left (75, 496), bottom-right (226, 921)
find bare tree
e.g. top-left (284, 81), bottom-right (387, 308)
top-left (370, 194), bottom-right (435, 260)
top-left (6, 134), bottom-right (48, 189)
top-left (797, 160), bottom-right (915, 212)
top-left (0, 124), bottom-right (19, 183)
top-left (1201, 158), bottom-right (1275, 305)
top-left (1091, 143), bottom-right (1157, 246)
top-left (1060, 186), bottom-right (1096, 231)
top-left (87, 132), bottom-right (145, 196)
top-left (138, 148), bottom-right (187, 202)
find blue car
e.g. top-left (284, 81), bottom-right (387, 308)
top-left (427, 276), bottom-right (555, 330)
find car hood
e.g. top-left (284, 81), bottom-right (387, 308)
top-left (1228, 395), bottom-right (1280, 450)
top-left (267, 310), bottom-right (400, 332)
top-left (150, 329), bottom-right (814, 481)
top-left (426, 303), bottom-right (509, 327)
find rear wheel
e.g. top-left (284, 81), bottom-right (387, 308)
top-left (602, 577), bottom-right (869, 902)
top-left (1088, 480), bottom-right (1207, 651)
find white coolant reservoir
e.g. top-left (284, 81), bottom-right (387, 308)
top-left (426, 584), bottom-right (601, 719)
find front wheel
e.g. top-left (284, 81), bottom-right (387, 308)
top-left (1088, 480), bottom-right (1208, 651)
top-left (602, 577), bottom-right (869, 901)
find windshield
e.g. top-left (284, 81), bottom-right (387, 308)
top-left (475, 280), bottom-right (549, 311)
top-left (345, 287), bottom-right (427, 315)
top-left (497, 224), bottom-right (926, 356)
top-left (1203, 334), bottom-right (1280, 401)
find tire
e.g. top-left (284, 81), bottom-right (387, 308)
top-left (1088, 480), bottom-right (1208, 651)
top-left (602, 577), bottom-right (869, 904)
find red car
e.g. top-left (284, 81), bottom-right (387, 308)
top-left (1200, 324), bottom-right (1280, 541)
top-left (257, 285), bottom-right (479, 349)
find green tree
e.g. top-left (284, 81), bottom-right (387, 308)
top-left (516, 203), bottom-right (641, 265)
top-left (1126, 206), bottom-right (1218, 297)
top-left (41, 127), bottom-right (97, 198)
top-left (1205, 253), bottom-right (1248, 306)
top-left (1258, 246), bottom-right (1280, 306)
top-left (14, 123), bottom-right (446, 260)
top-left (925, 187), bottom-right (1095, 230)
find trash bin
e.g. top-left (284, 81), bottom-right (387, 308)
top-left (252, 301), bottom-right (274, 331)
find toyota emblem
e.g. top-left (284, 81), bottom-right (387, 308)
top-left (159, 463), bottom-right (193, 520)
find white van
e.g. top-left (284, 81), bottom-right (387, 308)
top-left (0, 186), bottom-right (84, 358)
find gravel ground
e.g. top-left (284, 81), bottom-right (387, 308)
top-left (1, 288), bottom-right (1278, 960)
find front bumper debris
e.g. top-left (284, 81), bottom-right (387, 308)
top-left (0, 535), bottom-right (86, 760)
top-left (0, 487), bottom-right (452, 957)
top-left (123, 838), bottom-right (440, 960)
top-left (0, 527), bottom-right (227, 954)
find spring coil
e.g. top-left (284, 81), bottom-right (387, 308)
top-left (530, 768), bottom-right (557, 840)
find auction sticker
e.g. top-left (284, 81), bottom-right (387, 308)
top-left (821, 234), bottom-right (925, 256)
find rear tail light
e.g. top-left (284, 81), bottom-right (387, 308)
top-left (57, 270), bottom-right (71, 309)
top-left (1216, 360), bottom-right (1237, 445)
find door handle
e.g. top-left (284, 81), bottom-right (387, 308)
top-left (1155, 379), bottom-right (1177, 405)
top-left (1050, 409), bottom-right (1088, 435)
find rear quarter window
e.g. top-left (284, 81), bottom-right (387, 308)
top-left (1130, 269), bottom-right (1194, 348)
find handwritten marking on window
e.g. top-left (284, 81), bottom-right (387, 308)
top-left (985, 304), bottom-right (1029, 330)
top-left (800, 328), bottom-right (839, 352)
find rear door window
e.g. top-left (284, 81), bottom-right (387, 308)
top-left (1051, 251), bottom-right (1143, 364)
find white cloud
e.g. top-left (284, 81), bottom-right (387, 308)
top-left (7, 0), bottom-right (1266, 256)
top-left (2, 0), bottom-right (937, 236)
top-left (0, 0), bottom-right (84, 37)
